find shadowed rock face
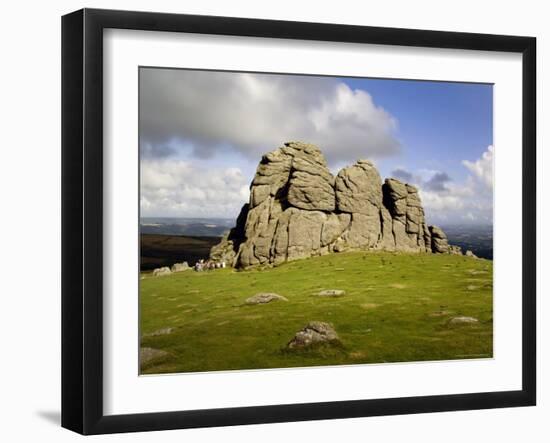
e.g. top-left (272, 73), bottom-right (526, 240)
top-left (211, 141), bottom-right (451, 268)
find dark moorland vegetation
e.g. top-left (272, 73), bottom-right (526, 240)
top-left (140, 234), bottom-right (220, 271)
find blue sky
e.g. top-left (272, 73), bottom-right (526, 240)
top-left (340, 77), bottom-right (493, 182)
top-left (139, 68), bottom-right (494, 225)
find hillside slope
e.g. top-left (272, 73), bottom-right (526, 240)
top-left (140, 251), bottom-right (492, 374)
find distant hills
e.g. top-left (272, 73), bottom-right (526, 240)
top-left (440, 224), bottom-right (493, 260)
top-left (140, 219), bottom-right (493, 265)
top-left (140, 217), bottom-right (233, 237)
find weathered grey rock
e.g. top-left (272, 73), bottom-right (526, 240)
top-left (209, 235), bottom-right (236, 264)
top-left (152, 267), bottom-right (171, 277)
top-left (286, 210), bottom-right (326, 261)
top-left (383, 178), bottom-right (408, 218)
top-left (429, 225), bottom-right (449, 253)
top-left (317, 289), bottom-right (346, 297)
top-left (142, 327), bottom-right (174, 337)
top-left (378, 206), bottom-right (395, 250)
top-left (465, 250), bottom-right (478, 258)
top-left (448, 316), bottom-right (479, 325)
top-left (140, 347), bottom-right (169, 365)
top-left (382, 180), bottom-right (430, 252)
top-left (287, 321), bottom-right (339, 349)
top-left (287, 153), bottom-right (336, 211)
top-left (209, 142), bottom-right (452, 268)
top-left (171, 262), bottom-right (189, 272)
top-left (321, 213), bottom-right (350, 247)
top-left (335, 160), bottom-right (382, 214)
top-left (245, 293), bottom-right (288, 304)
top-left (342, 211), bottom-right (380, 249)
top-left (448, 245), bottom-right (463, 255)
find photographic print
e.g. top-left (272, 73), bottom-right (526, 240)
top-left (139, 67), bottom-right (494, 375)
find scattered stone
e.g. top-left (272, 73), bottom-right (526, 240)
top-left (152, 267), bottom-right (171, 277)
top-left (448, 245), bottom-right (463, 255)
top-left (448, 316), bottom-right (479, 325)
top-left (171, 262), bottom-right (189, 272)
top-left (210, 141), bottom-right (452, 269)
top-left (466, 285), bottom-right (479, 291)
top-left (140, 347), bottom-right (169, 365)
top-left (465, 250), bottom-right (478, 258)
top-left (429, 310), bottom-right (450, 317)
top-left (245, 293), bottom-right (288, 305)
top-left (142, 327), bottom-right (174, 337)
top-left (287, 321), bottom-right (339, 349)
top-left (317, 289), bottom-right (346, 297)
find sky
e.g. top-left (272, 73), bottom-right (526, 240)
top-left (139, 67), bottom-right (493, 226)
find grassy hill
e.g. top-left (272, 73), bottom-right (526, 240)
top-left (140, 251), bottom-right (493, 374)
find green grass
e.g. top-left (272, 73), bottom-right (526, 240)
top-left (140, 251), bottom-right (493, 374)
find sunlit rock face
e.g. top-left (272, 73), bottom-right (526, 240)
top-left (210, 141), bottom-right (450, 268)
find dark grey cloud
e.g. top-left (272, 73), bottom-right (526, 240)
top-left (140, 141), bottom-right (176, 159)
top-left (391, 168), bottom-right (414, 183)
top-left (385, 148), bottom-right (493, 226)
top-left (424, 172), bottom-right (452, 192)
top-left (139, 68), bottom-right (400, 167)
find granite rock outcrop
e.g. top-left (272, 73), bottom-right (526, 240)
top-left (211, 142), bottom-right (455, 268)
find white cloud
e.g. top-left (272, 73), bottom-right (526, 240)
top-left (396, 146), bottom-right (494, 225)
top-left (140, 69), bottom-right (400, 166)
top-left (140, 159), bottom-right (250, 218)
top-left (462, 145), bottom-right (494, 189)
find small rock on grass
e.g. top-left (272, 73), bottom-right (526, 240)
top-left (317, 289), bottom-right (346, 297)
top-left (171, 262), bottom-right (189, 272)
top-left (448, 316), bottom-right (479, 325)
top-left (153, 266), bottom-right (171, 277)
top-left (287, 321), bottom-right (339, 349)
top-left (140, 347), bottom-right (169, 365)
top-left (142, 327), bottom-right (174, 337)
top-left (245, 293), bottom-right (288, 305)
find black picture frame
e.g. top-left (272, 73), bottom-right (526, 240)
top-left (61, 8), bottom-right (537, 435)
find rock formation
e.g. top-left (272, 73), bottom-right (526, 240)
top-left (287, 321), bottom-right (340, 349)
top-left (211, 141), bottom-right (456, 269)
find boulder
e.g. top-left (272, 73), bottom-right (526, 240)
top-left (287, 153), bottom-right (336, 211)
top-left (152, 267), bottom-right (171, 277)
top-left (465, 250), bottom-right (478, 258)
top-left (287, 321), bottom-right (339, 349)
top-left (317, 289), bottom-right (346, 297)
top-left (171, 262), bottom-right (189, 272)
top-left (140, 347), bottom-right (169, 365)
top-left (245, 293), bottom-right (288, 304)
top-left (142, 327), bottom-right (174, 337)
top-left (448, 245), bottom-right (463, 255)
top-left (335, 160), bottom-right (382, 214)
top-left (448, 316), bottom-right (479, 325)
